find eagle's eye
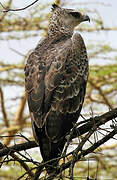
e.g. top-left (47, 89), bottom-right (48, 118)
top-left (69, 12), bottom-right (81, 18)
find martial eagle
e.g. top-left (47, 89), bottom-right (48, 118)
top-left (24, 3), bottom-right (89, 174)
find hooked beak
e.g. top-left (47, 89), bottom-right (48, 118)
top-left (82, 15), bottom-right (90, 22)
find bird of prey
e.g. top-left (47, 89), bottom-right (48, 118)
top-left (24, 3), bottom-right (89, 174)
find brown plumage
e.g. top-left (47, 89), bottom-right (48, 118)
top-left (24, 4), bottom-right (89, 174)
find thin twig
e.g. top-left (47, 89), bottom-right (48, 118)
top-left (0, 0), bottom-right (12, 20)
top-left (10, 153), bottom-right (34, 178)
top-left (89, 79), bottom-right (113, 109)
top-left (47, 127), bottom-right (117, 179)
top-left (0, 0), bottom-right (39, 12)
top-left (3, 91), bottom-right (26, 146)
top-left (0, 87), bottom-right (9, 127)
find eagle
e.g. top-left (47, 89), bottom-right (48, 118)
top-left (24, 3), bottom-right (89, 174)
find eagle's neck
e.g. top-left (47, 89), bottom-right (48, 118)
top-left (48, 21), bottom-right (73, 38)
top-left (48, 30), bottom-right (73, 39)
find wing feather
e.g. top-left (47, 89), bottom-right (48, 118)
top-left (25, 33), bottom-right (88, 133)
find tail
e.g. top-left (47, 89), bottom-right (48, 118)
top-left (32, 120), bottom-right (66, 174)
top-left (39, 130), bottom-right (66, 174)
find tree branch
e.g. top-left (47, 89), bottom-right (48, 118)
top-left (0, 0), bottom-right (12, 21)
top-left (47, 127), bottom-right (117, 180)
top-left (0, 108), bottom-right (117, 158)
top-left (0, 87), bottom-right (9, 127)
top-left (71, 107), bottom-right (117, 139)
top-left (0, 141), bottom-right (37, 157)
top-left (0, 0), bottom-right (39, 12)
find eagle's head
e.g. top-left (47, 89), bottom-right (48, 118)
top-left (48, 4), bottom-right (90, 35)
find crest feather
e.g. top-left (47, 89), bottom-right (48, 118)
top-left (51, 3), bottom-right (59, 11)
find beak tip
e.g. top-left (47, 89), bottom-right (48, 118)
top-left (83, 15), bottom-right (90, 23)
